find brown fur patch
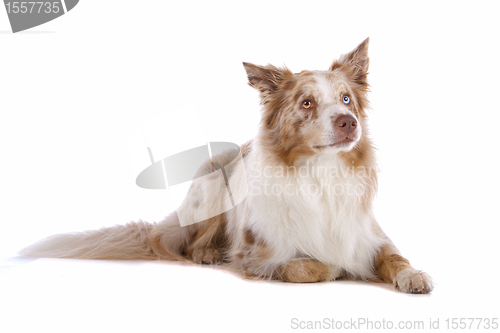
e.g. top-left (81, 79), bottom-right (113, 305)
top-left (275, 259), bottom-right (331, 283)
top-left (374, 243), bottom-right (412, 284)
top-left (243, 228), bottom-right (255, 245)
top-left (228, 231), bottom-right (274, 278)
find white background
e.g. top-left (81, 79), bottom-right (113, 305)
top-left (1, 1), bottom-right (499, 332)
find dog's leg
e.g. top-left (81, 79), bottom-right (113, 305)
top-left (274, 259), bottom-right (342, 283)
top-left (184, 214), bottom-right (227, 264)
top-left (150, 212), bottom-right (227, 264)
top-left (374, 244), bottom-right (433, 293)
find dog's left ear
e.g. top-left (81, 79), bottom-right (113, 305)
top-left (330, 38), bottom-right (370, 86)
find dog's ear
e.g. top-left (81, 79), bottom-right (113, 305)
top-left (243, 62), bottom-right (291, 93)
top-left (330, 38), bottom-right (370, 86)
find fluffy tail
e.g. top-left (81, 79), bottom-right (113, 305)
top-left (20, 220), bottom-right (161, 260)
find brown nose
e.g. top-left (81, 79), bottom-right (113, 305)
top-left (334, 114), bottom-right (357, 134)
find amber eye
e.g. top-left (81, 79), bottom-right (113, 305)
top-left (302, 100), bottom-right (313, 109)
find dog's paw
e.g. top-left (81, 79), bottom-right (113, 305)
top-left (394, 268), bottom-right (433, 294)
top-left (191, 247), bottom-right (222, 265)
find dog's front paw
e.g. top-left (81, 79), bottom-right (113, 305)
top-left (394, 268), bottom-right (433, 294)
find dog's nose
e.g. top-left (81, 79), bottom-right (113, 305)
top-left (334, 115), bottom-right (357, 134)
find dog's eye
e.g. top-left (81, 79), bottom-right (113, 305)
top-left (343, 96), bottom-right (350, 105)
top-left (302, 100), bottom-right (313, 109)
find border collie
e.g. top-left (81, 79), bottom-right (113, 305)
top-left (21, 38), bottom-right (433, 294)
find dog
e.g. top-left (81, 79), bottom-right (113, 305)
top-left (21, 38), bottom-right (433, 294)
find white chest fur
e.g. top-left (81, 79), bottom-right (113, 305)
top-left (244, 152), bottom-right (383, 279)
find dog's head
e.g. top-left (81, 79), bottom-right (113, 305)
top-left (244, 38), bottom-right (372, 166)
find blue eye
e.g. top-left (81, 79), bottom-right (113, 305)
top-left (343, 96), bottom-right (350, 104)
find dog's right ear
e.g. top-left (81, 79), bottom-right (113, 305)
top-left (243, 62), bottom-right (290, 94)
